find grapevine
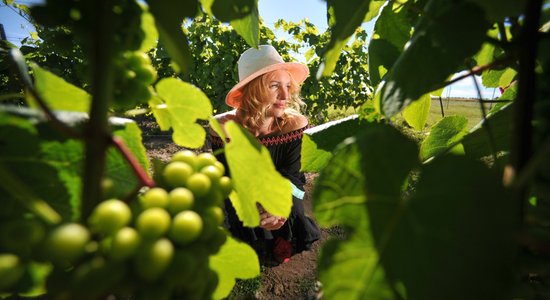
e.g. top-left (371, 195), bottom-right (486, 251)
top-left (0, 150), bottom-right (232, 299)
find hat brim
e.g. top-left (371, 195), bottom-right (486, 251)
top-left (225, 62), bottom-right (309, 109)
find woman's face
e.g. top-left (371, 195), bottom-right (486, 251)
top-left (264, 70), bottom-right (291, 118)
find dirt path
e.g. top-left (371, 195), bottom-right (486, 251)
top-left (141, 125), bottom-right (329, 300)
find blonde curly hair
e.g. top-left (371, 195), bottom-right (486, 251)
top-left (235, 70), bottom-right (305, 134)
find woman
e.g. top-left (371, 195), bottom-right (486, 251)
top-left (210, 45), bottom-right (320, 264)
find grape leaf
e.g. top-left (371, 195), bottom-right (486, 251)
top-left (320, 0), bottom-right (373, 77)
top-left (419, 115), bottom-right (468, 161)
top-left (149, 95), bottom-right (172, 131)
top-left (201, 0), bottom-right (260, 48)
top-left (403, 93), bottom-right (431, 131)
top-left (314, 123), bottom-right (419, 297)
top-left (210, 236), bottom-right (260, 300)
top-left (154, 78), bottom-right (213, 149)
top-left (315, 123), bottom-right (515, 298)
top-left (139, 7), bottom-right (159, 52)
top-left (301, 115), bottom-right (367, 173)
top-left (230, 4), bottom-right (259, 49)
top-left (465, 0), bottom-right (526, 21)
top-left (147, 0), bottom-right (196, 73)
top-left (368, 3), bottom-right (412, 86)
top-left (30, 63), bottom-right (91, 113)
top-left (369, 156), bottom-right (516, 299)
top-left (224, 121), bottom-right (292, 226)
top-left (318, 238), bottom-right (397, 299)
top-left (462, 103), bottom-right (513, 159)
top-left (379, 0), bottom-right (489, 117)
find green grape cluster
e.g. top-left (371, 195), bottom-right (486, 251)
top-left (0, 150), bottom-right (233, 299)
top-left (112, 51), bottom-right (158, 109)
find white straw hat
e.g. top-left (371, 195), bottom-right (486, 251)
top-left (225, 45), bottom-right (309, 108)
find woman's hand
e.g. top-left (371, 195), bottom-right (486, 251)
top-left (260, 212), bottom-right (286, 230)
top-left (257, 204), bottom-right (286, 230)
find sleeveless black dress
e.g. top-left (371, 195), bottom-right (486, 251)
top-left (210, 125), bottom-right (321, 256)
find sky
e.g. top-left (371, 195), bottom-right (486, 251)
top-left (0, 0), bottom-right (497, 99)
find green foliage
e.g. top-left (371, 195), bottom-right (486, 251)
top-left (30, 63), bottom-right (91, 112)
top-left (2, 0), bottom-right (550, 298)
top-left (419, 115), bottom-right (468, 161)
top-left (301, 115), bottom-right (367, 172)
top-left (153, 78), bottom-right (213, 149)
top-left (210, 236), bottom-right (260, 299)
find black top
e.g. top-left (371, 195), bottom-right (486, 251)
top-left (209, 124), bottom-right (320, 254)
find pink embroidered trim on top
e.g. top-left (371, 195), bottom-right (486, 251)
top-left (211, 125), bottom-right (310, 147)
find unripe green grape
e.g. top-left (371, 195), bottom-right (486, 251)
top-left (167, 187), bottom-right (194, 214)
top-left (126, 51), bottom-right (151, 67)
top-left (71, 256), bottom-right (126, 298)
top-left (213, 161), bottom-right (225, 174)
top-left (201, 188), bottom-right (224, 207)
top-left (109, 227), bottom-right (141, 261)
top-left (195, 152), bottom-right (218, 171)
top-left (134, 238), bottom-right (174, 281)
top-left (218, 176), bottom-right (233, 198)
top-left (163, 161), bottom-right (193, 188)
top-left (101, 177), bottom-right (115, 198)
top-left (170, 210), bottom-right (203, 245)
top-left (200, 165), bottom-right (223, 182)
top-left (0, 253), bottom-right (25, 291)
top-left (136, 208), bottom-right (171, 239)
top-left (186, 173), bottom-right (211, 197)
top-left (171, 150), bottom-right (198, 169)
top-left (140, 187), bottom-right (169, 209)
top-left (204, 206), bottom-right (224, 227)
top-left (124, 69), bottom-right (137, 80)
top-left (134, 64), bottom-right (157, 84)
top-left (88, 199), bottom-right (132, 235)
top-left (45, 223), bottom-right (90, 265)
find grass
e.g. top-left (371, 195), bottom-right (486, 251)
top-left (315, 98), bottom-right (493, 132)
top-left (226, 275), bottom-right (262, 299)
top-left (427, 98), bottom-right (495, 130)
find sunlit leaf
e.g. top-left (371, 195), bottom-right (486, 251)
top-left (419, 115), bottom-right (468, 161)
top-left (403, 93), bottom-right (431, 131)
top-left (154, 78), bottom-right (213, 149)
top-left (230, 5), bottom-right (259, 48)
top-left (201, 0), bottom-right (260, 48)
top-left (224, 121), bottom-right (292, 226)
top-left (139, 8), bottom-right (159, 52)
top-left (148, 95), bottom-right (171, 131)
top-left (30, 64), bottom-right (91, 113)
top-left (210, 236), bottom-right (260, 300)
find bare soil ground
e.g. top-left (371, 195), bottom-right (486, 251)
top-left (138, 118), bottom-right (333, 300)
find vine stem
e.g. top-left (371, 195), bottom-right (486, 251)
top-left (503, 0), bottom-right (543, 226)
top-left (437, 56), bottom-right (512, 90)
top-left (82, 0), bottom-right (115, 218)
top-left (110, 136), bottom-right (155, 188)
